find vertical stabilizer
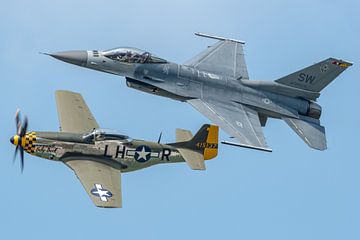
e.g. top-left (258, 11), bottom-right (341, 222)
top-left (171, 124), bottom-right (219, 170)
top-left (275, 58), bottom-right (352, 93)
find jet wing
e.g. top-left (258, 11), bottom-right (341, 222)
top-left (65, 160), bottom-right (122, 208)
top-left (187, 99), bottom-right (271, 152)
top-left (55, 90), bottom-right (99, 133)
top-left (184, 33), bottom-right (249, 80)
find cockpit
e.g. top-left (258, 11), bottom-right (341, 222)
top-left (103, 47), bottom-right (167, 64)
top-left (82, 129), bottom-right (131, 143)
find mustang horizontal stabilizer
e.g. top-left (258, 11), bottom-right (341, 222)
top-left (275, 58), bottom-right (352, 93)
top-left (177, 149), bottom-right (205, 170)
top-left (171, 124), bottom-right (218, 170)
top-left (56, 90), bottom-right (99, 133)
top-left (65, 160), bottom-right (122, 208)
top-left (283, 116), bottom-right (326, 150)
top-left (187, 99), bottom-right (271, 151)
top-left (184, 33), bottom-right (249, 80)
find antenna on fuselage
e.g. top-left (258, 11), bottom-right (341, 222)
top-left (157, 132), bottom-right (162, 144)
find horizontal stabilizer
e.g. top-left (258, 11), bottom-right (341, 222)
top-left (176, 129), bottom-right (193, 142)
top-left (283, 116), bottom-right (326, 151)
top-left (177, 148), bottom-right (205, 170)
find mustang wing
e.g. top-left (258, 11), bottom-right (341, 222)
top-left (55, 90), bottom-right (99, 133)
top-left (187, 99), bottom-right (271, 152)
top-left (184, 33), bottom-right (249, 80)
top-left (65, 160), bottom-right (122, 208)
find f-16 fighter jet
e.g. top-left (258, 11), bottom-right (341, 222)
top-left (46, 33), bottom-right (352, 151)
top-left (10, 90), bottom-right (218, 208)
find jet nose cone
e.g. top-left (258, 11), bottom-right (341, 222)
top-left (49, 50), bottom-right (88, 67)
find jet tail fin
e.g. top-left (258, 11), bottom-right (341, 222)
top-left (275, 58), bottom-right (352, 93)
top-left (283, 116), bottom-right (326, 151)
top-left (170, 124), bottom-right (219, 170)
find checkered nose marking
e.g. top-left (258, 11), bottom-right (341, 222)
top-left (21, 132), bottom-right (37, 154)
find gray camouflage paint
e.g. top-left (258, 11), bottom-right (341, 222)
top-left (47, 35), bottom-right (352, 151)
top-left (84, 51), bottom-right (312, 119)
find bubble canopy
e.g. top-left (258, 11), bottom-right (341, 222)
top-left (103, 47), bottom-right (167, 64)
top-left (83, 129), bottom-right (131, 143)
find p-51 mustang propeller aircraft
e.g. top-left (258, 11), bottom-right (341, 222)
top-left (10, 90), bottom-right (219, 208)
top-left (46, 33), bottom-right (353, 151)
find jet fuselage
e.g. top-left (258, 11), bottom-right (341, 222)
top-left (82, 50), bottom-right (319, 121)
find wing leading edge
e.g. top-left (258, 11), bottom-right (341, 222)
top-left (187, 99), bottom-right (271, 152)
top-left (55, 90), bottom-right (99, 133)
top-left (65, 160), bottom-right (122, 208)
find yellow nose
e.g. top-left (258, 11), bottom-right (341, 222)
top-left (10, 135), bottom-right (20, 146)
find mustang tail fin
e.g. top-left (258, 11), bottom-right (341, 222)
top-left (170, 124), bottom-right (219, 170)
top-left (283, 116), bottom-right (326, 151)
top-left (275, 58), bottom-right (352, 93)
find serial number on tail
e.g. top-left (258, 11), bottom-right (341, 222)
top-left (196, 142), bottom-right (218, 149)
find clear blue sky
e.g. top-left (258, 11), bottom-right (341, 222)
top-left (1, 1), bottom-right (359, 239)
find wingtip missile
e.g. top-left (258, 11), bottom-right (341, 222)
top-left (194, 32), bottom-right (245, 44)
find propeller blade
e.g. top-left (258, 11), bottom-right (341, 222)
top-left (13, 145), bottom-right (19, 164)
top-left (20, 147), bottom-right (24, 173)
top-left (13, 109), bottom-right (28, 173)
top-left (20, 116), bottom-right (28, 137)
top-left (15, 109), bottom-right (21, 135)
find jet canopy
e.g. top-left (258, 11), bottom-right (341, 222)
top-left (83, 129), bottom-right (131, 143)
top-left (103, 47), bottom-right (167, 64)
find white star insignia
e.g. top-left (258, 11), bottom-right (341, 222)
top-left (137, 146), bottom-right (150, 161)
